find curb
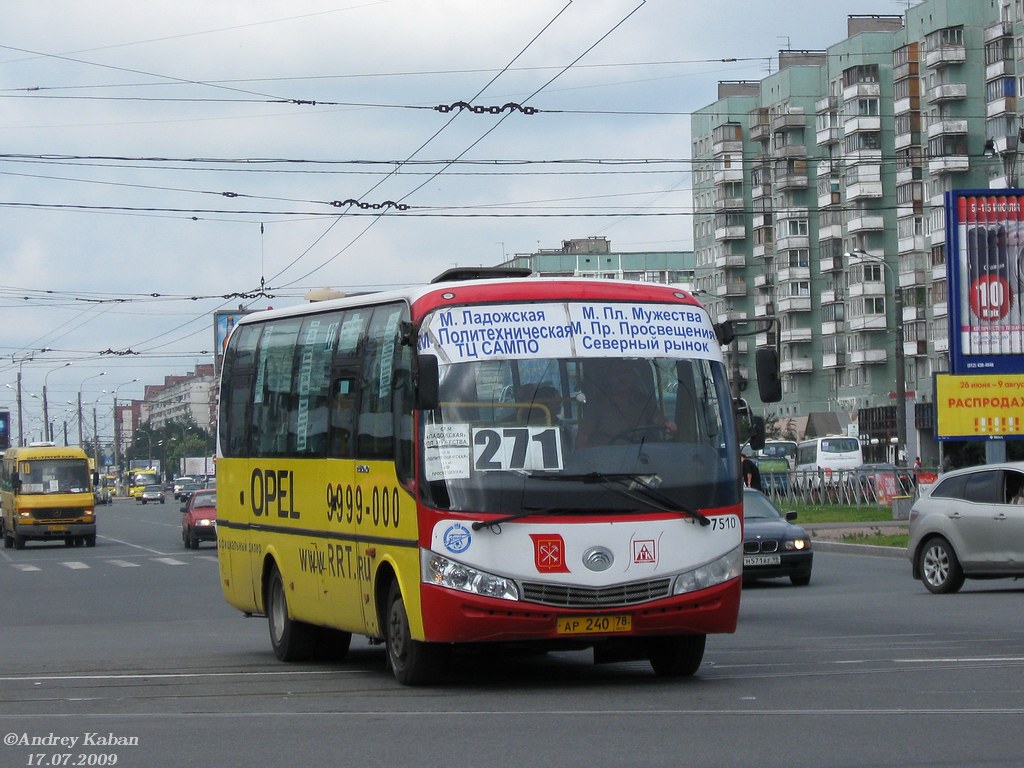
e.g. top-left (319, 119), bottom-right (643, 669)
top-left (811, 540), bottom-right (906, 559)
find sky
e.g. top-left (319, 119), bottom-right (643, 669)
top-left (0, 0), bottom-right (910, 443)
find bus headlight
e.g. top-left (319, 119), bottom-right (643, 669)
top-left (671, 546), bottom-right (742, 595)
top-left (421, 550), bottom-right (520, 601)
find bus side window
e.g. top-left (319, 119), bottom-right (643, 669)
top-left (356, 304), bottom-right (404, 458)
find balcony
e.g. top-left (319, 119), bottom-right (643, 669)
top-left (775, 170), bottom-right (808, 190)
top-left (775, 234), bottom-right (809, 252)
top-left (842, 82), bottom-right (881, 101)
top-left (927, 118), bottom-right (968, 137)
top-left (715, 279), bottom-right (748, 297)
top-left (850, 349), bottom-right (888, 364)
top-left (780, 358), bottom-right (814, 373)
top-left (905, 339), bottom-right (929, 357)
top-left (928, 155), bottom-right (970, 175)
top-left (715, 252), bottom-right (746, 269)
top-left (777, 266), bottom-right (811, 283)
top-left (987, 96), bottom-right (1017, 119)
top-left (714, 193), bottom-right (744, 213)
top-left (752, 242), bottom-right (775, 259)
top-left (753, 273), bottom-right (773, 288)
top-left (780, 327), bottom-right (812, 343)
top-left (926, 83), bottom-right (967, 103)
top-left (753, 301), bottom-right (775, 319)
top-left (714, 223), bottom-right (746, 241)
top-left (849, 281), bottom-right (886, 299)
top-left (925, 45), bottom-right (966, 68)
top-left (898, 234), bottom-right (925, 255)
top-left (846, 178), bottom-right (883, 200)
top-left (771, 109), bottom-right (805, 132)
top-left (843, 115), bottom-right (882, 134)
top-left (777, 296), bottom-right (812, 313)
top-left (816, 125), bottom-right (840, 146)
top-left (713, 166), bottom-right (744, 185)
top-left (847, 213), bottom-right (886, 233)
top-left (986, 60), bottom-right (1013, 81)
top-left (985, 21), bottom-right (1013, 43)
top-left (822, 352), bottom-right (846, 368)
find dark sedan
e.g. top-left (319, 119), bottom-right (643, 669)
top-left (742, 488), bottom-right (813, 586)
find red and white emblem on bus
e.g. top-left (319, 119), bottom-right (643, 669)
top-left (632, 539), bottom-right (657, 564)
top-left (530, 533), bottom-right (570, 573)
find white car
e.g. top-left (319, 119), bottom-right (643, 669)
top-left (907, 461), bottom-right (1024, 593)
top-left (173, 477), bottom-right (195, 499)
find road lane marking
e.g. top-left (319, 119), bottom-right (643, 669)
top-left (153, 557), bottom-right (187, 566)
top-left (12, 564), bottom-right (40, 572)
top-left (62, 561), bottom-right (89, 569)
top-left (107, 559), bottom-right (141, 568)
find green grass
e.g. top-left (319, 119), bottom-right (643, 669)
top-left (773, 503), bottom-right (892, 524)
top-left (836, 532), bottom-right (909, 548)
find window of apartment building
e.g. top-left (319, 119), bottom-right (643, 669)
top-left (929, 279), bottom-right (947, 305)
top-left (777, 218), bottom-right (808, 239)
top-left (850, 97), bottom-right (879, 117)
top-left (927, 134), bottom-right (967, 158)
top-left (896, 183), bottom-right (923, 207)
top-left (925, 26), bottom-right (964, 50)
top-left (897, 215), bottom-right (924, 239)
top-left (842, 64), bottom-right (879, 88)
top-left (929, 244), bottom-right (946, 269)
top-left (753, 226), bottom-right (773, 246)
top-left (893, 77), bottom-right (916, 102)
top-left (894, 44), bottom-right (912, 68)
top-left (815, 110), bottom-right (838, 132)
top-left (985, 77), bottom-right (1015, 103)
top-left (985, 37), bottom-right (1013, 67)
top-left (782, 249), bottom-right (809, 268)
top-left (894, 112), bottom-right (921, 137)
top-left (822, 303), bottom-right (845, 323)
top-left (843, 131), bottom-right (881, 152)
top-left (787, 281), bottom-right (811, 298)
top-left (1017, 33), bottom-right (1024, 59)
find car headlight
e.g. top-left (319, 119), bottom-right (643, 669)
top-left (198, 518), bottom-right (213, 526)
top-left (421, 549), bottom-right (520, 601)
top-left (672, 546), bottom-right (742, 595)
top-left (784, 538), bottom-right (811, 551)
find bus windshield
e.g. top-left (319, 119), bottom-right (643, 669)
top-left (17, 458), bottom-right (91, 495)
top-left (420, 354), bottom-right (738, 514)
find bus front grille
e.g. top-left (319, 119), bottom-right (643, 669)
top-left (520, 578), bottom-right (673, 608)
top-left (29, 508), bottom-right (84, 521)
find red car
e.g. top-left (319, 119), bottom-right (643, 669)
top-left (181, 489), bottom-right (217, 549)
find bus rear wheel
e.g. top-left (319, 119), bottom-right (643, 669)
top-left (648, 634), bottom-right (706, 677)
top-left (385, 582), bottom-right (444, 686)
top-left (266, 564), bottom-right (318, 662)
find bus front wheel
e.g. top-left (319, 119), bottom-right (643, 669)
top-left (385, 582), bottom-right (444, 686)
top-left (266, 564), bottom-right (317, 662)
top-left (648, 633), bottom-right (706, 677)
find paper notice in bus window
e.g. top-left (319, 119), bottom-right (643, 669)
top-left (424, 424), bottom-right (472, 481)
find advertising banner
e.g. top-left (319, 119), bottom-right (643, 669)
top-left (934, 372), bottom-right (1024, 439)
top-left (945, 191), bottom-right (1024, 374)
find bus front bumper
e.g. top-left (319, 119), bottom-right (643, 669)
top-left (419, 577), bottom-right (740, 644)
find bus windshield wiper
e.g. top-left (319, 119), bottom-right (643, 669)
top-left (471, 507), bottom-right (613, 531)
top-left (531, 471), bottom-right (710, 526)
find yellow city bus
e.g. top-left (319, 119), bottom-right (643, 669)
top-left (129, 467), bottom-right (159, 498)
top-left (216, 268), bottom-right (780, 685)
top-left (1, 443), bottom-right (97, 549)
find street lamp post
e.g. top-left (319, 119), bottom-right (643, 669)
top-left (42, 362), bottom-right (72, 443)
top-left (108, 379), bottom-right (139, 470)
top-left (76, 371), bottom-right (106, 447)
top-left (848, 248), bottom-right (907, 463)
top-left (11, 348), bottom-right (53, 447)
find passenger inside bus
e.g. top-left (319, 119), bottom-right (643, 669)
top-left (514, 383), bottom-right (563, 426)
top-left (576, 360), bottom-right (676, 447)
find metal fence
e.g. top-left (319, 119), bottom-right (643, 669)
top-left (757, 466), bottom-right (935, 507)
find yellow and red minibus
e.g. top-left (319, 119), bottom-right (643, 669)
top-left (216, 268), bottom-right (780, 684)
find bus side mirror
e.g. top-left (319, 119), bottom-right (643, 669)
top-left (415, 354), bottom-right (439, 411)
top-left (12, 472), bottom-right (20, 493)
top-left (747, 415), bottom-right (766, 451)
top-left (755, 347), bottom-right (782, 403)
top-left (93, 471), bottom-right (100, 486)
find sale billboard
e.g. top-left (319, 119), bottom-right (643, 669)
top-left (944, 191), bottom-right (1024, 374)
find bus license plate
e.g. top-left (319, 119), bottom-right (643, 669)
top-left (744, 555), bottom-right (781, 566)
top-left (556, 615), bottom-right (632, 635)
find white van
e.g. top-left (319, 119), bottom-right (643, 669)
top-left (795, 436), bottom-right (863, 488)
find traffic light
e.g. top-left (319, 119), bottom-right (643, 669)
top-left (0, 409), bottom-right (10, 451)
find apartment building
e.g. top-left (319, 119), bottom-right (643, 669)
top-left (691, 1), bottom-right (1020, 464)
